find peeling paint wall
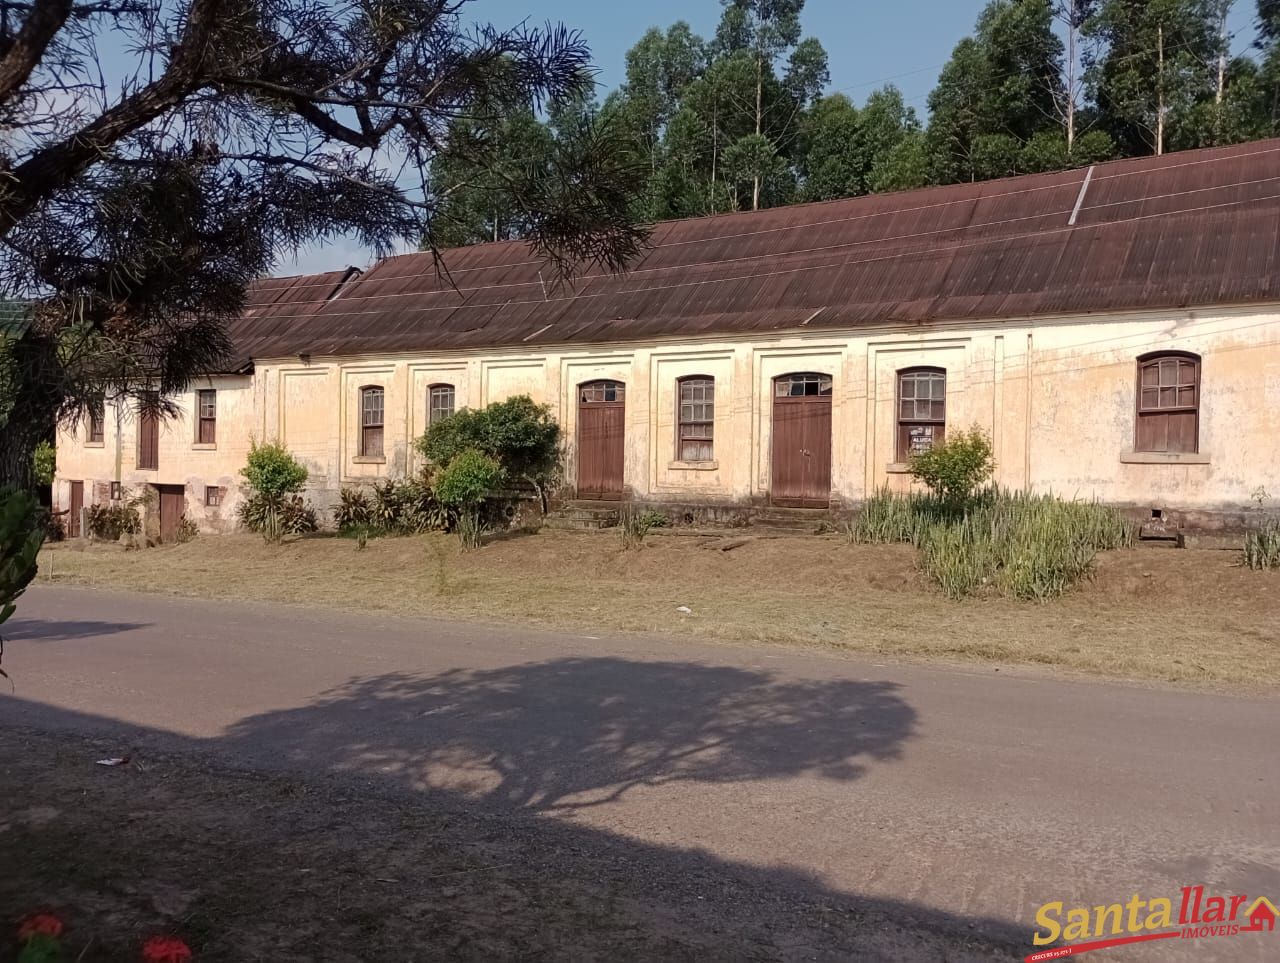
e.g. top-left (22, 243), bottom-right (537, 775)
top-left (54, 305), bottom-right (1280, 532)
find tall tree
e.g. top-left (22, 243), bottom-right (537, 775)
top-left (797, 86), bottom-right (921, 200)
top-left (714, 0), bottom-right (827, 209)
top-left (0, 0), bottom-right (648, 488)
top-left (1258, 0), bottom-right (1280, 130)
top-left (1085, 0), bottom-right (1220, 155)
top-left (1053, 1), bottom-right (1101, 151)
top-left (926, 1), bottom-right (1069, 183)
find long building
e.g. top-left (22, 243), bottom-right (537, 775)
top-left (55, 139), bottom-right (1280, 541)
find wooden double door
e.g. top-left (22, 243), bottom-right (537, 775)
top-left (771, 373), bottom-right (833, 507)
top-left (156, 484), bottom-right (186, 544)
top-left (577, 380), bottom-right (625, 499)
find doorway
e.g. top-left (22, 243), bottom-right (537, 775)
top-left (770, 372), bottom-right (833, 507)
top-left (577, 380), bottom-right (625, 499)
top-left (155, 484), bottom-right (186, 544)
top-left (67, 481), bottom-right (84, 538)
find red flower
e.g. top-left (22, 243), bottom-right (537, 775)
top-left (141, 935), bottom-right (192, 963)
top-left (17, 912), bottom-right (64, 941)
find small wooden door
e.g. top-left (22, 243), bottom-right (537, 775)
top-left (67, 481), bottom-right (84, 538)
top-left (577, 380), bottom-right (625, 499)
top-left (771, 373), bottom-right (833, 507)
top-left (157, 485), bottom-right (185, 544)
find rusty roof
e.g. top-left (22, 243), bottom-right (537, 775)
top-left (227, 139), bottom-right (1280, 361)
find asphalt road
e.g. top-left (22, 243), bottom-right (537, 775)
top-left (3, 586), bottom-right (1278, 961)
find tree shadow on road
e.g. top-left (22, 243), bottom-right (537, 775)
top-left (3, 618), bottom-right (151, 642)
top-left (220, 658), bottom-right (917, 812)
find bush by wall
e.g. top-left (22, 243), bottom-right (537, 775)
top-left (850, 486), bottom-right (1134, 601)
top-left (908, 426), bottom-right (995, 505)
top-left (333, 474), bottom-right (449, 537)
top-left (1244, 521), bottom-right (1280, 571)
top-left (239, 441), bottom-right (315, 543)
top-left (85, 487), bottom-right (149, 541)
top-left (416, 395), bottom-right (560, 510)
top-left (434, 449), bottom-right (504, 549)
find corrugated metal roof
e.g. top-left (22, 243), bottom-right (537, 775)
top-left (227, 139), bottom-right (1280, 361)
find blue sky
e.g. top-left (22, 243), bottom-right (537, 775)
top-left (287, 0), bottom-right (1261, 273)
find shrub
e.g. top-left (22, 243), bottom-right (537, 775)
top-left (908, 426), bottom-right (995, 505)
top-left (239, 441), bottom-right (312, 543)
top-left (334, 475), bottom-right (449, 537)
top-left (241, 440), bottom-right (308, 498)
top-left (618, 506), bottom-right (668, 549)
top-left (86, 502), bottom-right (141, 541)
top-left (238, 493), bottom-right (318, 538)
top-left (1244, 520), bottom-right (1280, 571)
top-left (850, 487), bottom-right (1134, 600)
top-left (1, 489), bottom-right (43, 642)
top-left (32, 441), bottom-right (55, 486)
top-left (435, 449), bottom-right (504, 549)
top-left (417, 395), bottom-right (560, 510)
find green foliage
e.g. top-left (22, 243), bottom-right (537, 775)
top-left (240, 440), bottom-right (308, 499)
top-left (176, 515), bottom-right (199, 543)
top-left (435, 450), bottom-right (504, 549)
top-left (908, 426), bottom-right (996, 505)
top-left (237, 493), bottom-right (318, 540)
top-left (239, 441), bottom-right (314, 543)
top-left (417, 395), bottom-right (560, 504)
top-left (851, 486), bottom-right (1134, 600)
top-left (32, 441), bottom-right (55, 486)
top-left (435, 450), bottom-right (505, 508)
top-left (85, 501), bottom-right (142, 541)
top-left (1243, 520), bottom-right (1280, 570)
top-left (0, 488), bottom-right (44, 636)
top-left (333, 475), bottom-right (448, 536)
top-left (618, 506), bottom-right (669, 549)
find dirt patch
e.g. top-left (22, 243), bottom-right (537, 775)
top-left (0, 727), bottom-right (1021, 962)
top-left (38, 529), bottom-right (1280, 687)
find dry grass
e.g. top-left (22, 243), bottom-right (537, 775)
top-left (40, 529), bottom-right (1280, 688)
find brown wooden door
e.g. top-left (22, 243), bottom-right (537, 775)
top-left (577, 381), bottom-right (625, 499)
top-left (157, 485), bottom-right (185, 544)
top-left (68, 481), bottom-right (84, 538)
top-left (771, 373), bottom-right (833, 507)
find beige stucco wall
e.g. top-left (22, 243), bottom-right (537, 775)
top-left (54, 375), bottom-right (255, 534)
top-left (54, 304), bottom-right (1280, 532)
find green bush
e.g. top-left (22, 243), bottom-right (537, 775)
top-left (851, 487), bottom-right (1134, 601)
top-left (417, 395), bottom-right (560, 510)
top-left (32, 441), bottom-right (55, 486)
top-left (241, 440), bottom-right (308, 498)
top-left (86, 502), bottom-right (142, 541)
top-left (333, 475), bottom-right (449, 537)
top-left (435, 450), bottom-right (505, 549)
top-left (1, 489), bottom-right (44, 640)
top-left (237, 493), bottom-right (318, 538)
top-left (908, 426), bottom-right (995, 505)
top-left (1244, 521), bottom-right (1280, 571)
top-left (618, 506), bottom-right (668, 549)
top-left (239, 441), bottom-right (313, 543)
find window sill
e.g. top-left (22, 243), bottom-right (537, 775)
top-left (668, 459), bottom-right (718, 471)
top-left (885, 462), bottom-right (912, 474)
top-left (1120, 451), bottom-right (1210, 465)
top-left (85, 442), bottom-right (105, 449)
top-left (192, 443), bottom-right (217, 451)
top-left (351, 455), bottom-right (386, 465)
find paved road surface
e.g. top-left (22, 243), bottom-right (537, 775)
top-left (3, 587), bottom-right (1278, 961)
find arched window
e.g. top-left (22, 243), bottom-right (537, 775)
top-left (1136, 352), bottom-right (1199, 453)
top-left (677, 376), bottom-right (715, 461)
top-left (359, 386), bottom-right (384, 457)
top-left (428, 384), bottom-right (455, 425)
top-left (897, 367), bottom-right (946, 460)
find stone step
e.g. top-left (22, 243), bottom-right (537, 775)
top-left (543, 515), bottom-right (618, 531)
top-left (754, 506), bottom-right (833, 518)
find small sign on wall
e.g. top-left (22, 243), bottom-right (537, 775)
top-left (908, 425), bottom-right (938, 454)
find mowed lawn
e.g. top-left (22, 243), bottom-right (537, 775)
top-left (40, 529), bottom-right (1280, 688)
